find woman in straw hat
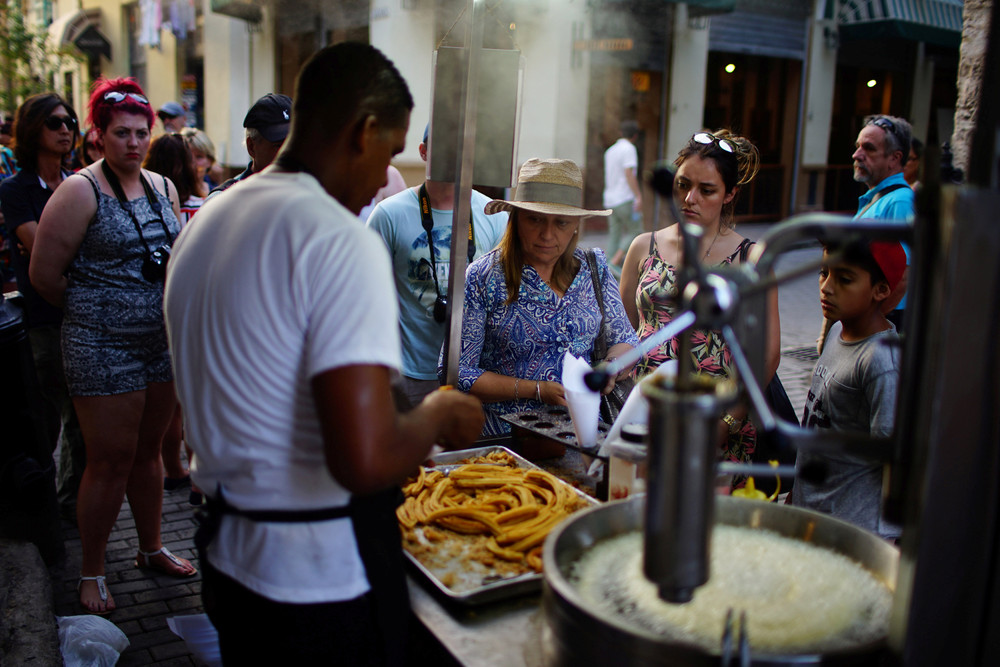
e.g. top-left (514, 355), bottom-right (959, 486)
top-left (618, 130), bottom-right (781, 481)
top-left (452, 158), bottom-right (639, 436)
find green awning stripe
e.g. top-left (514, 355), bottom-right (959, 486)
top-left (837, 0), bottom-right (962, 42)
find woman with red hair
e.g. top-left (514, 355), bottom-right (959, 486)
top-left (30, 78), bottom-right (195, 615)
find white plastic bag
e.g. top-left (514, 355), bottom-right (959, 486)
top-left (167, 613), bottom-right (222, 667)
top-left (57, 615), bottom-right (129, 667)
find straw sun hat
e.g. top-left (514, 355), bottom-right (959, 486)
top-left (484, 158), bottom-right (612, 218)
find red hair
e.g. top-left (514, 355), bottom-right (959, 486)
top-left (87, 77), bottom-right (154, 132)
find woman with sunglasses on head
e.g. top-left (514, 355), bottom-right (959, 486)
top-left (619, 130), bottom-right (781, 484)
top-left (30, 78), bottom-right (194, 615)
top-left (0, 94), bottom-right (88, 518)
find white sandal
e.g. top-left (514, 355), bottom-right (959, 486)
top-left (134, 546), bottom-right (197, 578)
top-left (78, 575), bottom-right (112, 615)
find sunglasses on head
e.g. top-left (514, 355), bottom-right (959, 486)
top-left (693, 132), bottom-right (734, 154)
top-left (103, 91), bottom-right (149, 105)
top-left (870, 117), bottom-right (899, 140)
top-left (44, 115), bottom-right (77, 132)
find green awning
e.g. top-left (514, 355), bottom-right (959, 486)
top-left (834, 0), bottom-right (964, 49)
top-left (665, 0), bottom-right (737, 17)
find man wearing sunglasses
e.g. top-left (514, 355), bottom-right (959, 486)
top-left (819, 114), bottom-right (915, 352)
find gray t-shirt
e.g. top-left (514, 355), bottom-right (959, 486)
top-left (791, 322), bottom-right (901, 539)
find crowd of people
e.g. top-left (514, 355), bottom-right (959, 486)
top-left (0, 40), bottom-right (917, 661)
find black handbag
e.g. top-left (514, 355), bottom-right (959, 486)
top-left (739, 239), bottom-right (798, 494)
top-left (586, 250), bottom-right (635, 424)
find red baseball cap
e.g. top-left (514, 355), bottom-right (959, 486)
top-left (869, 241), bottom-right (906, 291)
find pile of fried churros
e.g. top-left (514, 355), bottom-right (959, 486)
top-left (397, 451), bottom-right (589, 576)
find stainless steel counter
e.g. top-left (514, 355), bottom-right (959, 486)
top-left (408, 577), bottom-right (546, 666)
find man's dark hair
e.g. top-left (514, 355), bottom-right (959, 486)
top-left (292, 43), bottom-right (413, 142)
top-left (620, 120), bottom-right (639, 139)
top-left (824, 240), bottom-right (888, 287)
top-left (863, 114), bottom-right (912, 162)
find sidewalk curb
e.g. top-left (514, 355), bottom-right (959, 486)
top-left (0, 538), bottom-right (61, 665)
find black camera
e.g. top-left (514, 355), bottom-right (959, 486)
top-left (142, 244), bottom-right (171, 283)
top-left (433, 295), bottom-right (448, 323)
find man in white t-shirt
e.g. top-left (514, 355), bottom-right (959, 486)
top-left (367, 124), bottom-right (508, 408)
top-left (164, 43), bottom-right (483, 664)
top-left (603, 120), bottom-right (643, 271)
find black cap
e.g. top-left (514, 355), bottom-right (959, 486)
top-left (243, 93), bottom-right (291, 143)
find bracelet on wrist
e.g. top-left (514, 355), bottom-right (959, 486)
top-left (535, 380), bottom-right (542, 403)
top-left (514, 377), bottom-right (521, 401)
top-left (721, 413), bottom-right (742, 435)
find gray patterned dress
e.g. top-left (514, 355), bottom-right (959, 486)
top-left (61, 171), bottom-right (180, 396)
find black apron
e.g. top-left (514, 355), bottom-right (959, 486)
top-left (194, 486), bottom-right (409, 665)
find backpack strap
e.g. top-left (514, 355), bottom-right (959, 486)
top-left (857, 182), bottom-right (908, 218)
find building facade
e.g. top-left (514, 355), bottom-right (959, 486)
top-left (30, 0), bottom-right (963, 221)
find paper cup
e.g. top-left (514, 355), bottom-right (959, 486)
top-left (565, 388), bottom-right (601, 449)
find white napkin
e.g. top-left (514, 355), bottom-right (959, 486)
top-left (586, 360), bottom-right (678, 478)
top-left (560, 352), bottom-right (601, 449)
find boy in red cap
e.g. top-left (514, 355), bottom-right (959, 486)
top-left (790, 239), bottom-right (906, 540)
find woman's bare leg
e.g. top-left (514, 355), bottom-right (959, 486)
top-left (74, 391), bottom-right (145, 613)
top-left (129, 381), bottom-right (194, 575)
top-left (161, 404), bottom-right (187, 481)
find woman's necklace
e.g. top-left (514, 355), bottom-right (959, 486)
top-left (703, 226), bottom-right (722, 261)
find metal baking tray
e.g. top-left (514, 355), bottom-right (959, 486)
top-left (402, 445), bottom-right (598, 606)
top-left (501, 407), bottom-right (611, 458)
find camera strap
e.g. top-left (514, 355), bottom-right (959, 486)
top-left (418, 183), bottom-right (475, 301)
top-left (100, 159), bottom-right (174, 257)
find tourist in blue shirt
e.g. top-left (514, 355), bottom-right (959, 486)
top-left (452, 158), bottom-right (639, 436)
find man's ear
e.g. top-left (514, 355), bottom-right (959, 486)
top-left (352, 114), bottom-right (379, 154)
top-left (245, 136), bottom-right (257, 160)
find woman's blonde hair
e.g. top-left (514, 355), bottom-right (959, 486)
top-left (497, 209), bottom-right (581, 304)
top-left (180, 127), bottom-right (215, 164)
top-left (674, 129), bottom-right (760, 228)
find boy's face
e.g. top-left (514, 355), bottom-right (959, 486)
top-left (818, 250), bottom-right (890, 323)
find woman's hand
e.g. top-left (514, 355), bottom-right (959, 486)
top-left (538, 380), bottom-right (566, 406)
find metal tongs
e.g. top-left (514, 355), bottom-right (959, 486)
top-left (721, 608), bottom-right (750, 667)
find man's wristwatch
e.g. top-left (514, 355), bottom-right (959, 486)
top-left (721, 413), bottom-right (742, 435)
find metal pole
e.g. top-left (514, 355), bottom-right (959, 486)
top-left (443, 0), bottom-right (486, 387)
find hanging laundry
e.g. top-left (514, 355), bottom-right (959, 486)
top-left (138, 0), bottom-right (161, 47)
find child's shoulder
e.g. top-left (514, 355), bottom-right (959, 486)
top-left (850, 327), bottom-right (900, 377)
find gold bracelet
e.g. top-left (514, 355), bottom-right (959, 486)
top-left (721, 413), bottom-right (741, 435)
top-left (514, 377), bottom-right (521, 401)
top-left (535, 381), bottom-right (542, 403)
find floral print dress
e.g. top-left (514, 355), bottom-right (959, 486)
top-left (633, 232), bottom-right (756, 467)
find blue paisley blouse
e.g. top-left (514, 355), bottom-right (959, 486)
top-left (454, 247), bottom-right (638, 436)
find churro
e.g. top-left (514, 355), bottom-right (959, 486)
top-left (398, 453), bottom-right (588, 579)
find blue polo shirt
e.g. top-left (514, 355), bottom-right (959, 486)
top-left (854, 172), bottom-right (914, 310)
